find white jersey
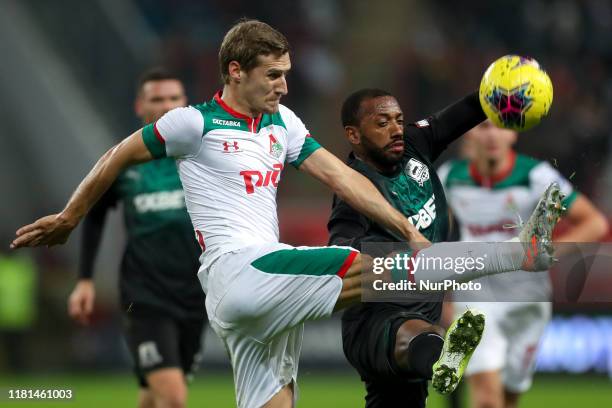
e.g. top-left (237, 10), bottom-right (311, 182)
top-left (142, 92), bottom-right (320, 272)
top-left (438, 153), bottom-right (576, 241)
top-left (438, 153), bottom-right (577, 299)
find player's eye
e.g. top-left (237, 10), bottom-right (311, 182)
top-left (378, 122), bottom-right (388, 127)
top-left (397, 119), bottom-right (404, 125)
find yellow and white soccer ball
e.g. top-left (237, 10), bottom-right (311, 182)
top-left (479, 55), bottom-right (553, 132)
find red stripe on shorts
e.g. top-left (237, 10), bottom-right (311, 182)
top-left (336, 251), bottom-right (358, 279)
top-left (195, 230), bottom-right (206, 251)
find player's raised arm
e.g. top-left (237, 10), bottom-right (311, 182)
top-left (408, 91), bottom-right (486, 162)
top-left (11, 129), bottom-right (153, 249)
top-left (299, 148), bottom-right (430, 247)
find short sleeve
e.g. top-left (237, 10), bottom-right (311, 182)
top-left (280, 105), bottom-right (322, 168)
top-left (142, 106), bottom-right (204, 159)
top-left (529, 161), bottom-right (578, 209)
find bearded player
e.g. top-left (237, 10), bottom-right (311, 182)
top-left (438, 121), bottom-right (608, 408)
top-left (328, 88), bottom-right (490, 407)
top-left (67, 69), bottom-right (206, 408)
top-left (12, 20), bottom-right (565, 408)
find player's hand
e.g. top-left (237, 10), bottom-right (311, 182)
top-left (68, 280), bottom-right (96, 326)
top-left (10, 213), bottom-right (77, 249)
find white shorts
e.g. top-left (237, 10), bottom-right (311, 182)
top-left (200, 242), bottom-right (358, 408)
top-left (455, 301), bottom-right (552, 393)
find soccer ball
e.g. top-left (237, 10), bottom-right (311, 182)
top-left (479, 55), bottom-right (553, 132)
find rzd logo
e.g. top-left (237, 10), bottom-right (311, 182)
top-left (240, 164), bottom-right (283, 194)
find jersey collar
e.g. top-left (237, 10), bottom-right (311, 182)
top-left (469, 151), bottom-right (516, 188)
top-left (213, 90), bottom-right (262, 133)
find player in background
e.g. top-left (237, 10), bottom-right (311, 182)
top-left (67, 69), bottom-right (206, 408)
top-left (438, 120), bottom-right (608, 408)
top-left (11, 20), bottom-right (564, 408)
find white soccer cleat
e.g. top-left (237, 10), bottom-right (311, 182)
top-left (432, 309), bottom-right (485, 394)
top-left (518, 182), bottom-right (566, 271)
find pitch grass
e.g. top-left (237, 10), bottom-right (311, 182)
top-left (1, 371), bottom-right (611, 407)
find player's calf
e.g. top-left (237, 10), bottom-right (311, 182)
top-left (406, 183), bottom-right (564, 286)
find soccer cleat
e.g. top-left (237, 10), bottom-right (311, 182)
top-left (432, 309), bottom-right (485, 394)
top-left (518, 182), bottom-right (565, 271)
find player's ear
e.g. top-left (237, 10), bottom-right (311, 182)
top-left (228, 61), bottom-right (242, 83)
top-left (344, 126), bottom-right (361, 145)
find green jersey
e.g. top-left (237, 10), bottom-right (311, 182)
top-left (328, 92), bottom-right (485, 323)
top-left (80, 157), bottom-right (204, 320)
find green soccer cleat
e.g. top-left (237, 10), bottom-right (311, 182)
top-left (432, 309), bottom-right (485, 394)
top-left (518, 182), bottom-right (566, 271)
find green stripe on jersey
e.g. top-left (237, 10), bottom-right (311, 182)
top-left (291, 137), bottom-right (321, 168)
top-left (142, 124), bottom-right (167, 159)
top-left (251, 247), bottom-right (353, 276)
top-left (259, 111), bottom-right (286, 131)
top-left (195, 100), bottom-right (287, 134)
top-left (444, 159), bottom-right (473, 188)
top-left (445, 155), bottom-right (540, 190)
top-left (493, 155), bottom-right (539, 189)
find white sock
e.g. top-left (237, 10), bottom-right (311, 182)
top-left (409, 238), bottom-right (525, 285)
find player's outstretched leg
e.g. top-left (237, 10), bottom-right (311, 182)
top-left (406, 182), bottom-right (565, 287)
top-left (431, 309), bottom-right (485, 394)
top-left (518, 181), bottom-right (566, 271)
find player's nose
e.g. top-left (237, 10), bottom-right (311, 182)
top-left (390, 121), bottom-right (403, 137)
top-left (276, 76), bottom-right (288, 96)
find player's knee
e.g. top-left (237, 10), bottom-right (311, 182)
top-left (394, 323), bottom-right (444, 377)
top-left (395, 321), bottom-right (444, 356)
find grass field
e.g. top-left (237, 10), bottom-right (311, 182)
top-left (2, 371), bottom-right (611, 407)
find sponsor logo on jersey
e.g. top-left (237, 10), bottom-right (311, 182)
top-left (269, 134), bottom-right (283, 158)
top-left (133, 190), bottom-right (185, 213)
top-left (240, 163), bottom-right (283, 194)
top-left (222, 141), bottom-right (240, 153)
top-left (407, 194), bottom-right (436, 230)
top-left (405, 158), bottom-right (430, 186)
top-left (212, 118), bottom-right (241, 127)
top-left (138, 341), bottom-right (163, 368)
